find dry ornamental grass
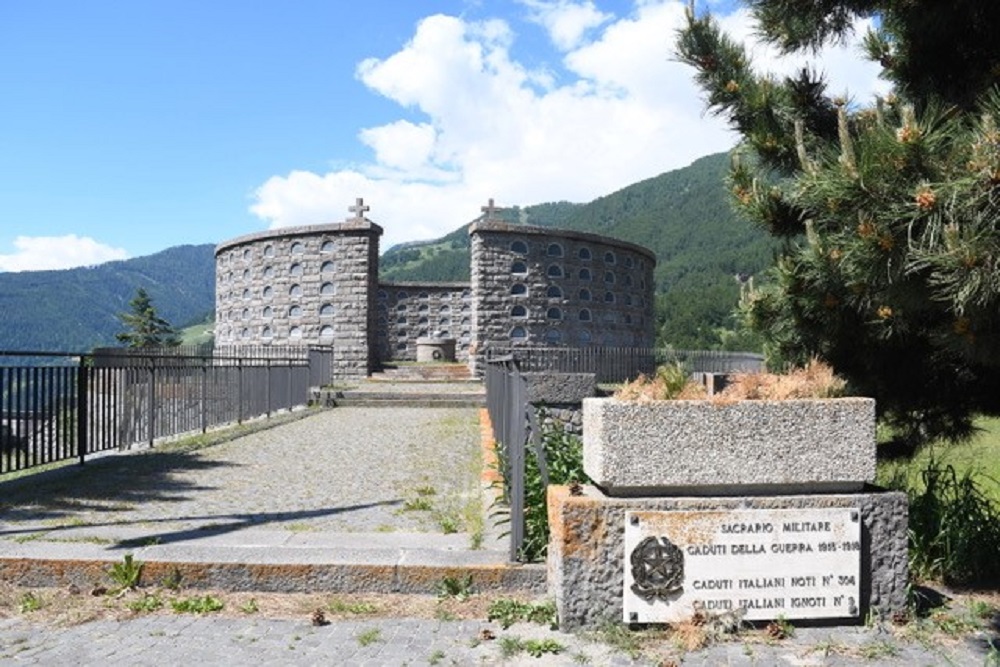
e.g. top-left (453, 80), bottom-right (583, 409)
top-left (614, 359), bottom-right (847, 403)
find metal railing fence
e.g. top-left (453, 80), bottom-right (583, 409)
top-left (484, 346), bottom-right (764, 383)
top-left (0, 346), bottom-right (333, 475)
top-left (484, 356), bottom-right (548, 562)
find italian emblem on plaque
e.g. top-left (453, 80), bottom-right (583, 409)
top-left (630, 535), bottom-right (685, 602)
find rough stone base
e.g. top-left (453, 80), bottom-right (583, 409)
top-left (547, 485), bottom-right (908, 631)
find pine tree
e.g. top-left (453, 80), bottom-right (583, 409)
top-left (676, 1), bottom-right (1000, 452)
top-left (116, 288), bottom-right (181, 348)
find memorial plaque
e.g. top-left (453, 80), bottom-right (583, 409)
top-left (623, 508), bottom-right (861, 623)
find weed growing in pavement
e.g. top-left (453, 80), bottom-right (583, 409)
top-left (159, 567), bottom-right (182, 591)
top-left (402, 496), bottom-right (434, 512)
top-left (858, 639), bottom-right (900, 660)
top-left (968, 599), bottom-right (998, 619)
top-left (427, 649), bottom-right (446, 665)
top-left (12, 532), bottom-right (48, 544)
top-left (107, 554), bottom-right (143, 592)
top-left (591, 623), bottom-right (645, 661)
top-left (18, 592), bottom-right (42, 614)
top-left (498, 636), bottom-right (525, 658)
top-left (524, 638), bottom-right (565, 658)
top-left (436, 574), bottom-right (473, 601)
top-left (356, 628), bottom-right (381, 647)
top-left (487, 598), bottom-right (557, 629)
top-left (171, 595), bottom-right (224, 614)
top-left (327, 597), bottom-right (378, 615)
top-left (435, 607), bottom-right (458, 621)
top-left (128, 594), bottom-right (164, 613)
top-left (239, 598), bottom-right (259, 614)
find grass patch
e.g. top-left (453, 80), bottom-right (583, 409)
top-left (878, 416), bottom-right (1000, 503)
top-left (171, 595), bottom-right (224, 614)
top-left (355, 628), bottom-right (381, 647)
top-left (487, 598), bottom-right (557, 629)
top-left (877, 416), bottom-right (1000, 586)
top-left (18, 592), bottom-right (42, 614)
top-left (436, 574), bottom-right (473, 601)
top-left (327, 597), bottom-right (378, 615)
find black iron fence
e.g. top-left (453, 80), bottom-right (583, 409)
top-left (484, 346), bottom-right (764, 383)
top-left (484, 356), bottom-right (547, 562)
top-left (0, 346), bottom-right (334, 475)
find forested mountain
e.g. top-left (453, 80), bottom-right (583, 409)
top-left (380, 152), bottom-right (779, 348)
top-left (0, 244), bottom-right (215, 353)
top-left (1, 152), bottom-right (779, 353)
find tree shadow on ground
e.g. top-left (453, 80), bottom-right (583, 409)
top-left (0, 448), bottom-right (239, 524)
top-left (109, 501), bottom-right (403, 548)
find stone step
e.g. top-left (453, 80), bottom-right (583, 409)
top-left (334, 396), bottom-right (485, 408)
top-left (371, 363), bottom-right (474, 382)
top-left (0, 530), bottom-right (544, 595)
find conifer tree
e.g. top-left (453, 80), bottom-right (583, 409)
top-left (116, 288), bottom-right (181, 348)
top-left (676, 1), bottom-right (1000, 452)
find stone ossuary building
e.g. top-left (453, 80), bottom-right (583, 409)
top-left (214, 199), bottom-right (656, 378)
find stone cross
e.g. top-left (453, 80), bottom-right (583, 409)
top-left (348, 197), bottom-right (370, 221)
top-left (481, 198), bottom-right (503, 221)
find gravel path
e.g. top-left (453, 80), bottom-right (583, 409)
top-left (0, 407), bottom-right (484, 544)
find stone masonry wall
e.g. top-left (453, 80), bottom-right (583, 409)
top-left (375, 282), bottom-right (472, 363)
top-left (214, 220), bottom-right (381, 379)
top-left (470, 221), bottom-right (656, 373)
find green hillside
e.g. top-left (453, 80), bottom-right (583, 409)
top-left (0, 244), bottom-right (216, 353)
top-left (380, 152), bottom-right (778, 348)
top-left (1, 152), bottom-right (778, 353)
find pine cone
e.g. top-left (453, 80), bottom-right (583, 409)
top-left (765, 621), bottom-right (787, 640)
top-left (311, 609), bottom-right (329, 626)
top-left (479, 628), bottom-right (496, 641)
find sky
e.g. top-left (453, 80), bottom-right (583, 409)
top-left (0, 1), bottom-right (887, 272)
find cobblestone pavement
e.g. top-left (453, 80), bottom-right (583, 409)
top-left (0, 404), bottom-right (998, 665)
top-left (0, 406), bottom-right (485, 543)
top-left (0, 614), bottom-right (996, 666)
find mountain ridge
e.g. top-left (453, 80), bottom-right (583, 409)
top-left (0, 151), bottom-right (776, 352)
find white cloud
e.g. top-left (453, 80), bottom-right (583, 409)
top-left (520, 0), bottom-right (612, 51)
top-left (0, 235), bottom-right (129, 272)
top-left (251, 1), bottom-right (886, 250)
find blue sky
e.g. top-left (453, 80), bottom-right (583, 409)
top-left (0, 1), bottom-right (884, 271)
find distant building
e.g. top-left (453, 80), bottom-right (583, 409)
top-left (214, 199), bottom-right (656, 378)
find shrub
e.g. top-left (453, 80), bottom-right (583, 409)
top-left (890, 460), bottom-right (1000, 586)
top-left (520, 419), bottom-right (590, 562)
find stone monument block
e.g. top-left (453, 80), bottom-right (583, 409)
top-left (583, 397), bottom-right (876, 496)
top-left (547, 486), bottom-right (909, 631)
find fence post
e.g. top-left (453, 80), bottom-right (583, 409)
top-left (266, 358), bottom-right (272, 418)
top-left (148, 357), bottom-right (156, 447)
top-left (237, 357), bottom-right (244, 424)
top-left (76, 358), bottom-right (88, 465)
top-left (200, 358), bottom-right (208, 434)
top-left (507, 362), bottom-right (525, 562)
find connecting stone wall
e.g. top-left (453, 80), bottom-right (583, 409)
top-left (214, 220), bottom-right (382, 379)
top-left (376, 282), bottom-right (473, 362)
top-left (214, 203), bottom-right (657, 380)
top-left (469, 221), bottom-right (656, 373)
